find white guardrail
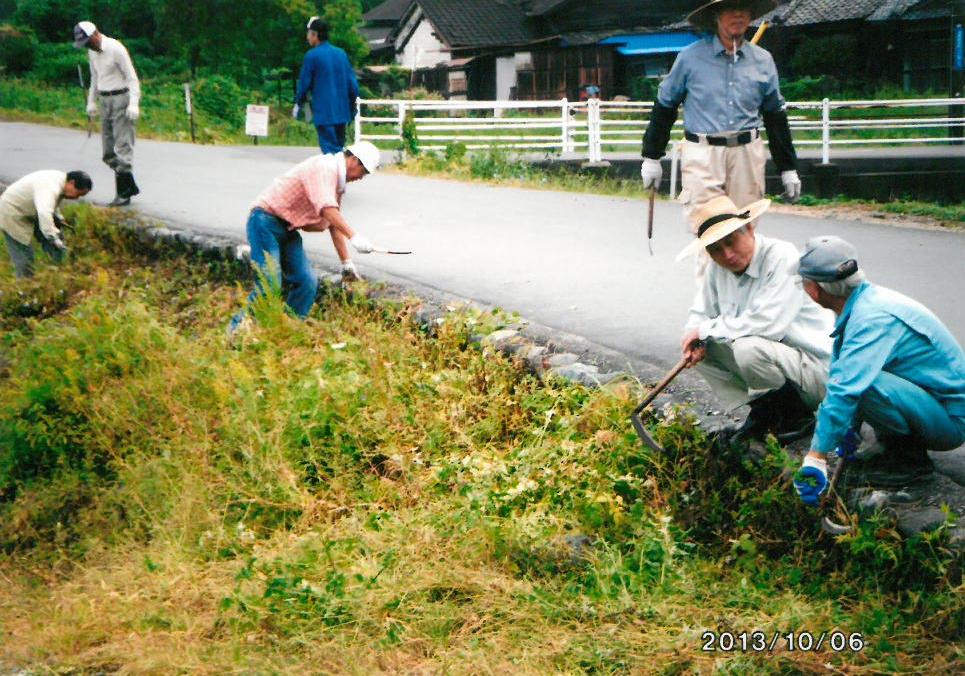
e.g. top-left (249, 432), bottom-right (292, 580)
top-left (355, 97), bottom-right (965, 168)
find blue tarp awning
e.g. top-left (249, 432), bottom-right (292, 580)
top-left (600, 32), bottom-right (700, 56)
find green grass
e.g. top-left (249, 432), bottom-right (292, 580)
top-left (0, 206), bottom-right (961, 672)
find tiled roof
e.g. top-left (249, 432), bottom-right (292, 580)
top-left (763, 0), bottom-right (948, 27)
top-left (364, 0), bottom-right (414, 23)
top-left (417, 0), bottom-right (538, 48)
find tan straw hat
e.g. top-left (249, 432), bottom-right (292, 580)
top-left (676, 195), bottom-right (771, 261)
top-left (687, 0), bottom-right (776, 32)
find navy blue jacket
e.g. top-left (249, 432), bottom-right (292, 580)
top-left (295, 42), bottom-right (359, 126)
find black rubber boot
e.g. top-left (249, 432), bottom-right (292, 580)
top-left (770, 383), bottom-right (816, 443)
top-left (108, 172), bottom-right (131, 207)
top-left (853, 436), bottom-right (934, 488)
top-left (726, 391), bottom-right (782, 445)
top-left (122, 171), bottom-right (140, 199)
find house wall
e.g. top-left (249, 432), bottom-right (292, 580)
top-left (515, 46), bottom-right (615, 101)
top-left (398, 17), bottom-right (450, 70)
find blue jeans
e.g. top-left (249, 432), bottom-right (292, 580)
top-left (316, 124), bottom-right (346, 154)
top-left (231, 208), bottom-right (317, 328)
top-left (858, 372), bottom-right (965, 451)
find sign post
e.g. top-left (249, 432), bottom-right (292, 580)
top-left (184, 83), bottom-right (196, 143)
top-left (245, 104), bottom-right (270, 145)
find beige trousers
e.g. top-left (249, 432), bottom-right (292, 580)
top-left (99, 91), bottom-right (135, 174)
top-left (679, 137), bottom-right (766, 279)
top-left (696, 336), bottom-right (828, 412)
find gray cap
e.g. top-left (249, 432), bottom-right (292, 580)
top-left (798, 235), bottom-right (860, 282)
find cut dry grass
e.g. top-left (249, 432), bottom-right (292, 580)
top-left (0, 206), bottom-right (961, 673)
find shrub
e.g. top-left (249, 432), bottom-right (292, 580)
top-left (0, 23), bottom-right (37, 75)
top-left (629, 75), bottom-right (660, 102)
top-left (193, 74), bottom-right (246, 127)
top-left (27, 41), bottom-right (85, 85)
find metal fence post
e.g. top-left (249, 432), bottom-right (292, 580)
top-left (397, 100), bottom-right (406, 140)
top-left (354, 97), bottom-right (362, 142)
top-left (821, 97), bottom-right (831, 164)
top-left (560, 98), bottom-right (569, 154)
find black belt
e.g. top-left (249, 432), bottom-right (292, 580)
top-left (684, 129), bottom-right (759, 147)
top-left (98, 88), bottom-right (129, 96)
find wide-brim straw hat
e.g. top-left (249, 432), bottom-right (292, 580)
top-left (676, 195), bottom-right (771, 261)
top-left (687, 0), bottom-right (777, 32)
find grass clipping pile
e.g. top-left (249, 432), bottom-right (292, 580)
top-left (0, 206), bottom-right (961, 673)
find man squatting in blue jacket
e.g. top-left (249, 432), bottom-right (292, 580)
top-left (793, 237), bottom-right (965, 504)
top-left (293, 17), bottom-right (360, 154)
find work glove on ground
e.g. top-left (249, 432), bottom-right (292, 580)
top-left (640, 158), bottom-right (663, 190)
top-left (350, 234), bottom-right (374, 254)
top-left (126, 102), bottom-right (139, 121)
top-left (86, 102), bottom-right (98, 117)
top-left (292, 104), bottom-right (302, 121)
top-left (793, 455), bottom-right (828, 506)
top-left (781, 170), bottom-right (802, 203)
top-left (836, 428), bottom-right (861, 461)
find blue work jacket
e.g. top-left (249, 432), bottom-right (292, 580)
top-left (811, 282), bottom-right (965, 453)
top-left (295, 42), bottom-right (359, 126)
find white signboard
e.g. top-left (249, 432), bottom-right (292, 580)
top-left (245, 104), bottom-right (270, 137)
top-left (183, 83), bottom-right (192, 115)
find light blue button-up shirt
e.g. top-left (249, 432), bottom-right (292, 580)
top-left (657, 34), bottom-right (786, 135)
top-left (811, 282), bottom-right (965, 453)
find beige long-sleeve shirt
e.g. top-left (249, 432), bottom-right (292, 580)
top-left (0, 170), bottom-right (66, 245)
top-left (87, 36), bottom-right (140, 108)
top-left (685, 235), bottom-right (835, 361)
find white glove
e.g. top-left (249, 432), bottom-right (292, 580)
top-left (341, 260), bottom-right (362, 281)
top-left (640, 158), bottom-right (663, 190)
top-left (126, 102), bottom-right (139, 121)
top-left (781, 170), bottom-right (802, 203)
top-left (46, 233), bottom-right (67, 251)
top-left (292, 104), bottom-right (301, 120)
top-left (350, 234), bottom-right (374, 254)
top-left (86, 102), bottom-right (98, 117)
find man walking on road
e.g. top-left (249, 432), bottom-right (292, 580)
top-left (73, 21), bottom-right (141, 207)
top-left (793, 237), bottom-right (965, 504)
top-left (678, 195), bottom-right (833, 444)
top-left (0, 169), bottom-right (92, 278)
top-left (228, 142), bottom-right (381, 335)
top-left (293, 17), bottom-right (360, 154)
top-left (640, 0), bottom-right (801, 279)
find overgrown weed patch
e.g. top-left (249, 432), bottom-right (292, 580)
top-left (0, 207), bottom-right (961, 672)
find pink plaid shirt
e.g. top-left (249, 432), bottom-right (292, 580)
top-left (254, 154), bottom-right (346, 230)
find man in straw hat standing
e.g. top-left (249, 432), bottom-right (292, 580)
top-left (792, 237), bottom-right (965, 504)
top-left (72, 21), bottom-right (142, 207)
top-left (641, 0), bottom-right (801, 279)
top-left (678, 196), bottom-right (833, 443)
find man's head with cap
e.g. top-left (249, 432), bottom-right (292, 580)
top-left (73, 21), bottom-right (101, 50)
top-left (798, 235), bottom-right (866, 310)
top-left (344, 141), bottom-right (380, 182)
top-left (306, 16), bottom-right (328, 46)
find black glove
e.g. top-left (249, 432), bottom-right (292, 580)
top-left (762, 109), bottom-right (798, 173)
top-left (641, 102), bottom-right (679, 160)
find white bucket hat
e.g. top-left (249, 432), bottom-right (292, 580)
top-left (676, 195), bottom-right (771, 261)
top-left (346, 141), bottom-right (381, 173)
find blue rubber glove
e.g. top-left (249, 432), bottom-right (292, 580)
top-left (836, 428), bottom-right (860, 461)
top-left (793, 455), bottom-right (828, 506)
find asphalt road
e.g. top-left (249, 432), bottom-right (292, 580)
top-left (2, 121), bottom-right (964, 374)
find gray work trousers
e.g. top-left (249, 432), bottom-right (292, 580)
top-left (696, 336), bottom-right (828, 412)
top-left (100, 91), bottom-right (135, 174)
top-left (3, 226), bottom-right (66, 279)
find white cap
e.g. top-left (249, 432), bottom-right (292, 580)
top-left (346, 141), bottom-right (381, 173)
top-left (73, 21), bottom-right (97, 49)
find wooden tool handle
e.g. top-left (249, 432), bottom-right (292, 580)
top-left (638, 357), bottom-right (688, 410)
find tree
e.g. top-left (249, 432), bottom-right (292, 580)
top-left (323, 0), bottom-right (368, 65)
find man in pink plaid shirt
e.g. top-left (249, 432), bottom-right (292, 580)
top-left (229, 141), bottom-right (380, 334)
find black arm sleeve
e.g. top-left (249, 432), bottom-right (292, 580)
top-left (762, 109), bottom-right (798, 173)
top-left (641, 102), bottom-right (679, 160)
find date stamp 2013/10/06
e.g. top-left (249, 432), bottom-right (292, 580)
top-left (701, 631), bottom-right (865, 653)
